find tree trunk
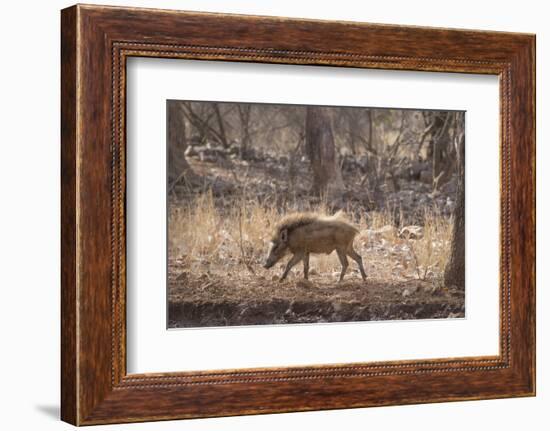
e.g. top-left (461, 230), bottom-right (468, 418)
top-left (237, 104), bottom-right (252, 159)
top-left (431, 112), bottom-right (455, 190)
top-left (366, 109), bottom-right (373, 151)
top-left (430, 113), bottom-right (446, 185)
top-left (444, 113), bottom-right (465, 289)
top-left (347, 110), bottom-right (359, 155)
top-left (305, 106), bottom-right (345, 198)
top-left (213, 105), bottom-right (229, 149)
top-left (167, 101), bottom-right (194, 184)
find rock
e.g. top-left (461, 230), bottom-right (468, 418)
top-left (399, 225), bottom-right (424, 240)
top-left (402, 289), bottom-right (412, 297)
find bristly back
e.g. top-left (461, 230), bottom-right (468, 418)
top-left (271, 211), bottom-right (355, 241)
top-left (271, 212), bottom-right (319, 241)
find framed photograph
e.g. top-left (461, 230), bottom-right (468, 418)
top-left (61, 4), bottom-right (535, 425)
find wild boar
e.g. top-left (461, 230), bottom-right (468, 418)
top-left (263, 212), bottom-right (367, 282)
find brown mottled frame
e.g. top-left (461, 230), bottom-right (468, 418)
top-left (61, 4), bottom-right (535, 426)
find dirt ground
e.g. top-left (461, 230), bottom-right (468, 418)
top-left (168, 265), bottom-right (464, 328)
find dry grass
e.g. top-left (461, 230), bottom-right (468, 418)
top-left (168, 193), bottom-right (453, 283)
top-left (407, 209), bottom-right (453, 280)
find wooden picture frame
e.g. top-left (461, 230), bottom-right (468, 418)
top-left (61, 4), bottom-right (535, 425)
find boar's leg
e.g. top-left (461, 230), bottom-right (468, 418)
top-left (280, 252), bottom-right (304, 281)
top-left (303, 253), bottom-right (310, 280)
top-left (336, 249), bottom-right (349, 282)
top-left (348, 248), bottom-right (367, 281)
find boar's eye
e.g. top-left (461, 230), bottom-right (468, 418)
top-left (279, 228), bottom-right (288, 243)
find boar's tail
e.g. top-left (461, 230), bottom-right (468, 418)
top-left (324, 211), bottom-right (360, 235)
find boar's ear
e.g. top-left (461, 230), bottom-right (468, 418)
top-left (279, 228), bottom-right (288, 243)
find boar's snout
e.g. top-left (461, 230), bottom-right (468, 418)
top-left (263, 247), bottom-right (278, 269)
top-left (263, 232), bottom-right (288, 270)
